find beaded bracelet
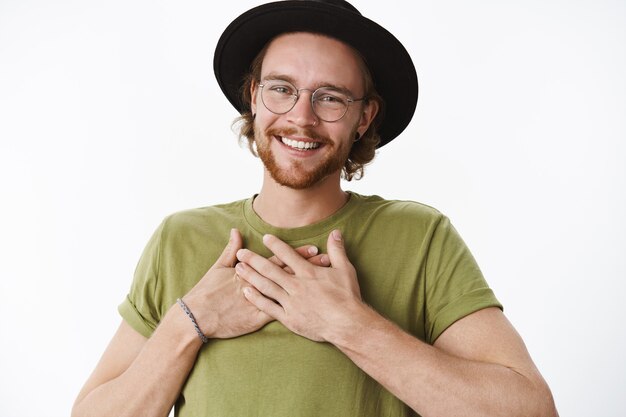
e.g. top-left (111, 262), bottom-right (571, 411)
top-left (176, 298), bottom-right (209, 344)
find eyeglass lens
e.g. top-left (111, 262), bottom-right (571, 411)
top-left (260, 80), bottom-right (350, 122)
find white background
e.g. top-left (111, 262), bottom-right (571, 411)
top-left (1, 1), bottom-right (624, 416)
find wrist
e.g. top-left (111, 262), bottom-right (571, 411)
top-left (164, 301), bottom-right (207, 353)
top-left (324, 300), bottom-right (376, 347)
top-left (179, 293), bottom-right (219, 339)
top-left (176, 298), bottom-right (209, 343)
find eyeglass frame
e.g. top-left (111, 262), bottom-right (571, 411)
top-left (257, 79), bottom-right (368, 123)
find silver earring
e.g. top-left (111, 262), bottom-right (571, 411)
top-left (354, 132), bottom-right (361, 142)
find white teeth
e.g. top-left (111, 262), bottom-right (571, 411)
top-left (280, 137), bottom-right (320, 150)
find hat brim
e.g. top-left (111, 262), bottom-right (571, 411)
top-left (214, 1), bottom-right (418, 147)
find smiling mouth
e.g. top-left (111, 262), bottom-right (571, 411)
top-left (279, 136), bottom-right (321, 150)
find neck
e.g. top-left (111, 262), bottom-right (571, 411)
top-left (253, 170), bottom-right (349, 228)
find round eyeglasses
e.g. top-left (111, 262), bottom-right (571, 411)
top-left (258, 79), bottom-right (367, 123)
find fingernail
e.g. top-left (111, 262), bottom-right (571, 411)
top-left (230, 228), bottom-right (236, 241)
top-left (308, 246), bottom-right (318, 255)
top-left (236, 249), bottom-right (245, 259)
top-left (243, 287), bottom-right (252, 297)
top-left (263, 234), bottom-right (272, 243)
top-left (332, 229), bottom-right (342, 241)
top-left (320, 255), bottom-right (330, 266)
top-left (235, 262), bottom-right (244, 273)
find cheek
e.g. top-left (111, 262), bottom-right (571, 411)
top-left (343, 115), bottom-right (363, 139)
top-left (254, 110), bottom-right (274, 130)
top-left (255, 104), bottom-right (286, 127)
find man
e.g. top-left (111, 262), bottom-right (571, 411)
top-left (73, 1), bottom-right (558, 416)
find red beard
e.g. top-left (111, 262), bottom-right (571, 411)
top-left (255, 126), bottom-right (353, 190)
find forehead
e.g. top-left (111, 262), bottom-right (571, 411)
top-left (261, 32), bottom-right (366, 93)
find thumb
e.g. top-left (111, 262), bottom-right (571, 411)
top-left (327, 229), bottom-right (350, 269)
top-left (214, 228), bottom-right (243, 268)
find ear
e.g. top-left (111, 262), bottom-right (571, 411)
top-left (250, 80), bottom-right (259, 115)
top-left (356, 99), bottom-right (379, 137)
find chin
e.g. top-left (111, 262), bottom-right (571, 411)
top-left (267, 165), bottom-right (333, 190)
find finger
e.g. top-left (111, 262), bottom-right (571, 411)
top-left (296, 244), bottom-right (319, 258)
top-left (214, 228), bottom-right (243, 268)
top-left (326, 229), bottom-right (351, 269)
top-left (243, 286), bottom-right (285, 321)
top-left (268, 245), bottom-right (319, 268)
top-left (262, 234), bottom-right (310, 272)
top-left (237, 247), bottom-right (292, 289)
top-left (236, 261), bottom-right (289, 303)
top-left (307, 253), bottom-right (331, 267)
top-left (274, 253), bottom-right (330, 274)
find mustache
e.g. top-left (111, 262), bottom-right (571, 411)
top-left (265, 127), bottom-right (333, 146)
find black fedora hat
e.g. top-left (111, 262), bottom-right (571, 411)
top-left (213, 0), bottom-right (418, 148)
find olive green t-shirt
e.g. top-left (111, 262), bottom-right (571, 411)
top-left (119, 192), bottom-right (501, 417)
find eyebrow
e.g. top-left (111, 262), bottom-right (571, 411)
top-left (262, 72), bottom-right (356, 97)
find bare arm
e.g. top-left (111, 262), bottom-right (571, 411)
top-left (73, 229), bottom-right (329, 417)
top-left (72, 312), bottom-right (202, 417)
top-left (237, 231), bottom-right (558, 417)
top-left (329, 306), bottom-right (558, 417)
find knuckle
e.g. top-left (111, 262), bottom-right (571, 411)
top-left (269, 256), bottom-right (284, 267)
top-left (257, 279), bottom-right (273, 295)
top-left (259, 262), bottom-right (277, 277)
top-left (300, 263), bottom-right (315, 277)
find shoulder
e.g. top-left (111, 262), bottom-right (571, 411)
top-left (349, 192), bottom-right (446, 228)
top-left (158, 198), bottom-right (248, 238)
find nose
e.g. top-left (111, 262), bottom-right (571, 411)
top-left (286, 90), bottom-right (319, 127)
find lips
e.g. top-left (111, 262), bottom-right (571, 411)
top-left (280, 136), bottom-right (321, 150)
top-left (266, 127), bottom-right (331, 153)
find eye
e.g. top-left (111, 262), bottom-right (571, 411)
top-left (318, 94), bottom-right (340, 102)
top-left (268, 84), bottom-right (295, 95)
top-left (315, 91), bottom-right (347, 106)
